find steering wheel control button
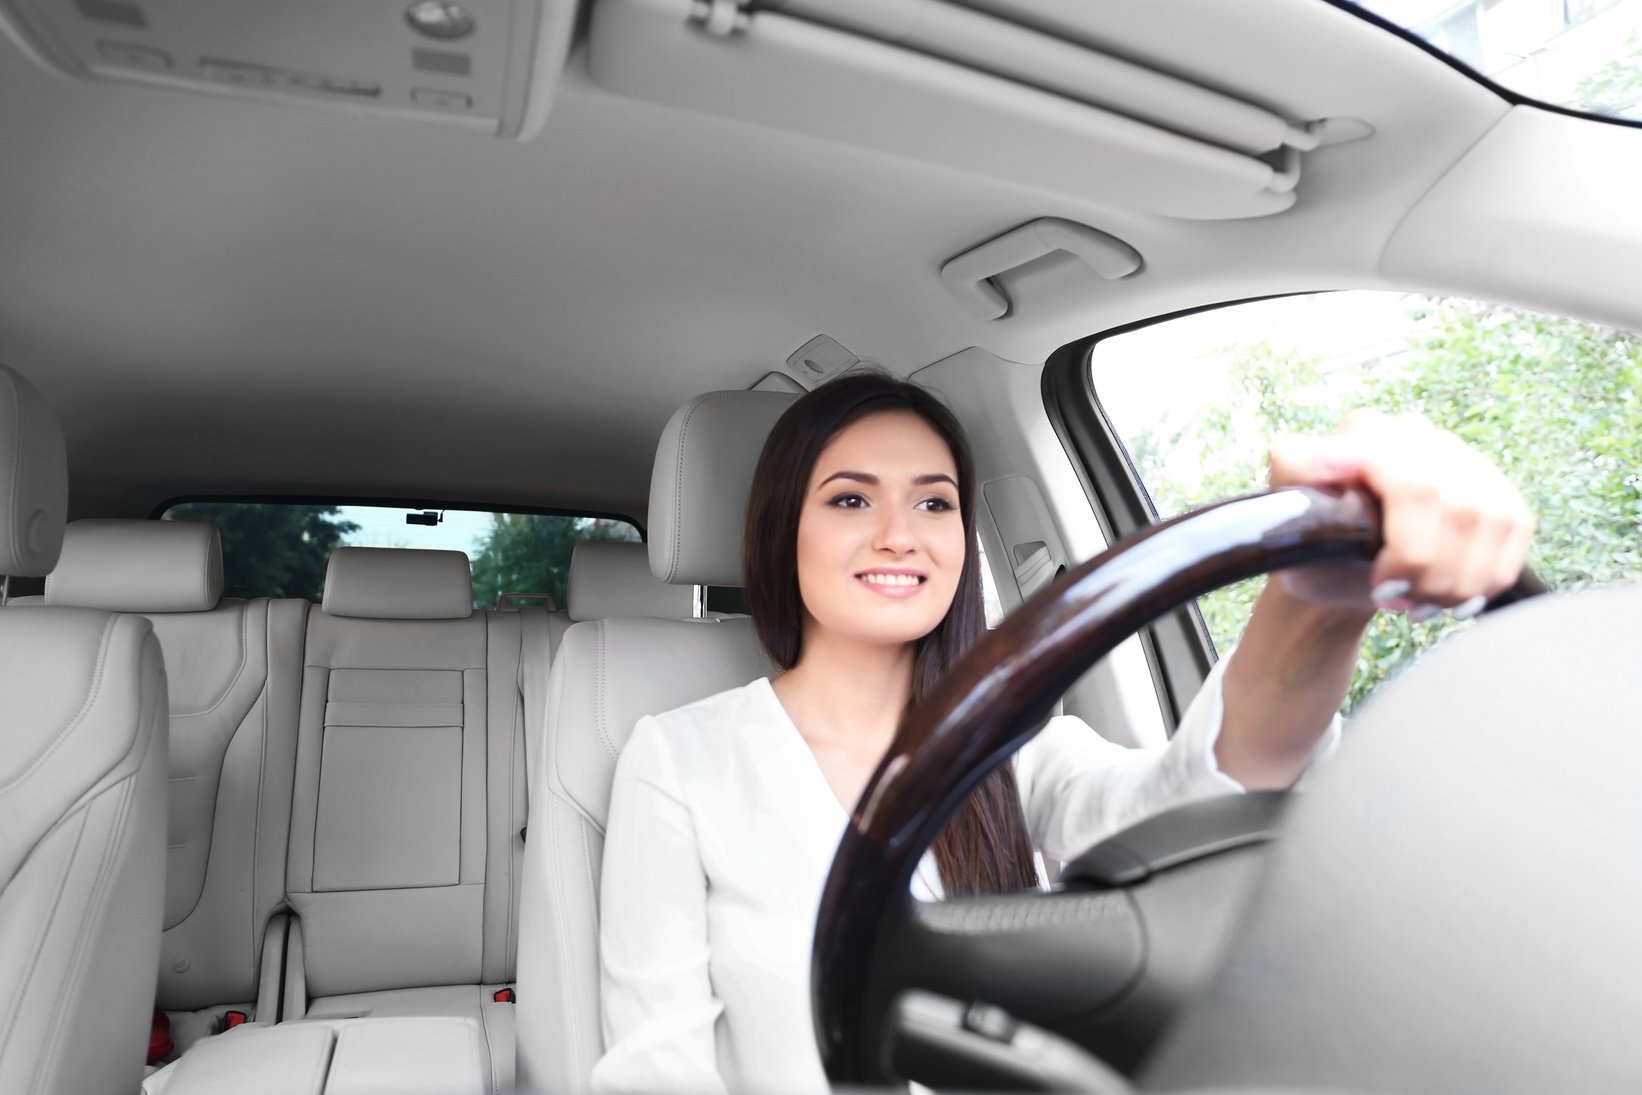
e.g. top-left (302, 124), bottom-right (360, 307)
top-left (405, 1), bottom-right (476, 41)
top-left (960, 1001), bottom-right (1019, 1044)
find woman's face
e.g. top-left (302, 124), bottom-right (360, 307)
top-left (795, 410), bottom-right (966, 651)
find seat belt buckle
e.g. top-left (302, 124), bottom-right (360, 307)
top-left (223, 1009), bottom-right (249, 1030)
top-left (493, 987), bottom-right (515, 1003)
top-left (148, 1008), bottom-right (175, 1065)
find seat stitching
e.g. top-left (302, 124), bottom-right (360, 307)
top-left (579, 815), bottom-right (600, 1069)
top-left (476, 1000), bottom-right (494, 1095)
top-left (172, 601), bottom-right (253, 718)
top-left (34, 770), bottom-right (138, 1091)
top-left (594, 623), bottom-right (616, 758)
top-left (507, 615), bottom-right (526, 975)
top-left (0, 805), bottom-right (88, 1070)
top-left (0, 614), bottom-right (119, 795)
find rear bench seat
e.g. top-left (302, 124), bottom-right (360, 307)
top-left (57, 529), bottom-right (683, 1091)
top-left (140, 544), bottom-right (547, 1091)
top-left (284, 549), bottom-right (531, 1064)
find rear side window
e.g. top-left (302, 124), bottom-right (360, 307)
top-left (160, 502), bottom-right (641, 608)
top-left (1089, 291), bottom-right (1642, 711)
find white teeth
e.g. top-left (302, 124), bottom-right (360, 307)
top-left (859, 573), bottom-right (921, 587)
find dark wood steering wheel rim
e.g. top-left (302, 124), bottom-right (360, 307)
top-left (810, 486), bottom-right (1544, 1083)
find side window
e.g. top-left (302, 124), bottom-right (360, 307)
top-left (1090, 291), bottom-right (1642, 711)
top-left (161, 502), bottom-right (641, 609)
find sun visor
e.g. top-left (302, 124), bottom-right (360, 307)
top-left (586, 0), bottom-right (1362, 220)
top-left (0, 0), bottom-right (577, 138)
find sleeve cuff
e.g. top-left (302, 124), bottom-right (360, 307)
top-left (1175, 652), bottom-right (1344, 793)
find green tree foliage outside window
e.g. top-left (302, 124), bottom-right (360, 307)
top-left (469, 514), bottom-right (641, 611)
top-left (1108, 298), bottom-right (1642, 713)
top-left (164, 503), bottom-right (359, 602)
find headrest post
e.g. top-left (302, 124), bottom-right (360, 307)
top-left (692, 585), bottom-right (704, 620)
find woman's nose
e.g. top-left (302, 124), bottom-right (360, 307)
top-left (874, 506), bottom-right (917, 553)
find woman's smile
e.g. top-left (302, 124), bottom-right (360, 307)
top-left (855, 568), bottom-right (928, 598)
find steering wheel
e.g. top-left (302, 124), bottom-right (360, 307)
top-left (810, 486), bottom-right (1546, 1089)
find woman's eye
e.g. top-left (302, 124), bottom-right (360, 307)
top-left (916, 496), bottom-right (957, 513)
top-left (828, 493), bottom-right (868, 509)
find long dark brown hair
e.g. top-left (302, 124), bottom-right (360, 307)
top-left (743, 371), bottom-right (1038, 896)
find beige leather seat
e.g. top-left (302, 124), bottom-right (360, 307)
top-left (281, 546), bottom-right (548, 1086)
top-left (0, 365), bottom-right (170, 1094)
top-left (41, 518), bottom-right (310, 1050)
top-left (515, 391), bottom-right (794, 1091)
top-left (564, 540), bottom-right (698, 623)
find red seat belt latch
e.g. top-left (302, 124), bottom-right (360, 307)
top-left (493, 987), bottom-right (515, 1003)
top-left (148, 1008), bottom-right (175, 1066)
top-left (223, 1010), bottom-right (249, 1030)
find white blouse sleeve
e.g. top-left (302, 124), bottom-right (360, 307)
top-left (1016, 655), bottom-right (1341, 864)
top-left (591, 716), bottom-right (729, 1095)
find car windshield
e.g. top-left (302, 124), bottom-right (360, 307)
top-left (1351, 0), bottom-right (1642, 121)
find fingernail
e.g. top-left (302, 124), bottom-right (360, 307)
top-left (1451, 594), bottom-right (1488, 621)
top-left (1371, 580), bottom-right (1412, 606)
top-left (1407, 603), bottom-right (1444, 624)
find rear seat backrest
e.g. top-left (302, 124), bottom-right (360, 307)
top-left (288, 547), bottom-right (526, 1006)
top-left (44, 518), bottom-right (307, 1015)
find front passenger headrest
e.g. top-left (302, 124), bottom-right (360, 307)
top-left (0, 363), bottom-right (68, 577)
top-left (648, 390), bottom-right (798, 588)
top-left (46, 519), bottom-right (223, 613)
top-left (567, 541), bottom-right (697, 622)
top-left (322, 546), bottom-right (474, 620)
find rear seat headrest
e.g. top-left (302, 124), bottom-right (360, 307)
top-left (648, 390), bottom-right (798, 588)
top-left (46, 519), bottom-right (223, 613)
top-left (567, 541), bottom-right (697, 622)
top-left (0, 363), bottom-right (68, 577)
top-left (323, 546), bottom-right (474, 620)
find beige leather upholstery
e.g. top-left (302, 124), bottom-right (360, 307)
top-left (279, 545), bottom-right (532, 1090)
top-left (46, 518), bottom-right (224, 612)
top-left (516, 391), bottom-right (792, 1092)
top-left (0, 363), bottom-right (169, 1095)
top-left (322, 547), bottom-right (474, 620)
top-left (566, 540), bottom-right (697, 622)
top-left (46, 517), bottom-right (309, 1017)
top-left (144, 1016), bottom-right (493, 1095)
top-left (647, 390), bottom-right (798, 587)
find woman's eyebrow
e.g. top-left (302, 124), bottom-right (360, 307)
top-left (818, 470), bottom-right (877, 488)
top-left (816, 470), bottom-right (957, 489)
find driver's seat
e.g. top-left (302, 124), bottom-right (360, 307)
top-left (515, 390), bottom-right (793, 1092)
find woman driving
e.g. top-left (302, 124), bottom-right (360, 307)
top-left (592, 370), bottom-right (1531, 1093)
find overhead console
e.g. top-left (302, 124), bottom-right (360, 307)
top-left (0, 0), bottom-right (577, 137)
top-left (587, 0), bottom-right (1370, 220)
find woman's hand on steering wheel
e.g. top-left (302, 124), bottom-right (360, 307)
top-left (1268, 410), bottom-right (1535, 622)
